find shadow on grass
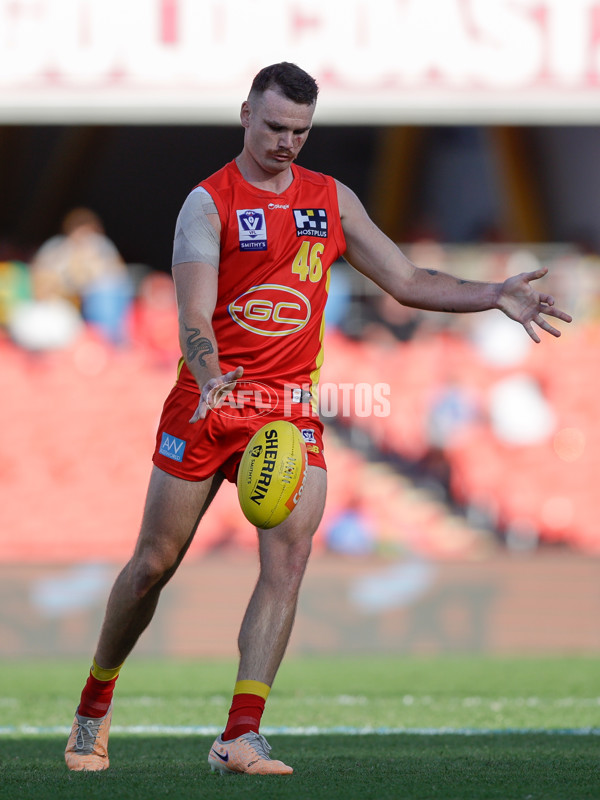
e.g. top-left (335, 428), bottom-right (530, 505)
top-left (1, 734), bottom-right (598, 800)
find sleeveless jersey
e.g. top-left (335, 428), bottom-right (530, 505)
top-left (175, 160), bottom-right (346, 401)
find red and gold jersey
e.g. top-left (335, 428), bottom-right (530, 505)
top-left (176, 160), bottom-right (346, 399)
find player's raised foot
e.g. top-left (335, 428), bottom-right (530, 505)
top-left (208, 731), bottom-right (293, 775)
top-left (64, 705), bottom-right (112, 771)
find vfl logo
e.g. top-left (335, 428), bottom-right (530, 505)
top-left (293, 208), bottom-right (328, 238)
top-left (159, 433), bottom-right (186, 463)
top-left (250, 445), bottom-right (263, 457)
top-left (237, 208), bottom-right (267, 251)
top-left (301, 428), bottom-right (317, 444)
top-left (229, 283), bottom-right (311, 337)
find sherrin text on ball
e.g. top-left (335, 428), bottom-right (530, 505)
top-left (237, 420), bottom-right (308, 529)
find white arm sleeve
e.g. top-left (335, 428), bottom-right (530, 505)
top-left (172, 187), bottom-right (220, 270)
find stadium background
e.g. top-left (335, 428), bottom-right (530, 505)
top-left (1, 0), bottom-right (599, 660)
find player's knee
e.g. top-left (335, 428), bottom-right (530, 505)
top-left (285, 537), bottom-right (312, 573)
top-left (284, 547), bottom-right (311, 592)
top-left (260, 533), bottom-right (312, 592)
top-left (127, 548), bottom-right (178, 597)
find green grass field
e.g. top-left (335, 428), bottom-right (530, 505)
top-left (1, 656), bottom-right (598, 799)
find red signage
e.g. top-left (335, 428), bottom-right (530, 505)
top-left (1, 0), bottom-right (599, 123)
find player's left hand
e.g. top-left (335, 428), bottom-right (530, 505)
top-left (496, 267), bottom-right (572, 343)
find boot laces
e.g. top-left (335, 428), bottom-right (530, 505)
top-left (243, 731), bottom-right (272, 760)
top-left (74, 716), bottom-right (102, 752)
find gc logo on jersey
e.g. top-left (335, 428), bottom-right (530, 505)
top-left (294, 208), bottom-right (328, 238)
top-left (229, 283), bottom-right (311, 336)
top-left (237, 208), bottom-right (267, 251)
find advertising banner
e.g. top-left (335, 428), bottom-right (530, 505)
top-left (1, 0), bottom-right (600, 123)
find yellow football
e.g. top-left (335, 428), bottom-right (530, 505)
top-left (237, 420), bottom-right (308, 529)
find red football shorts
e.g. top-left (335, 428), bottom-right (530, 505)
top-left (152, 385), bottom-right (326, 482)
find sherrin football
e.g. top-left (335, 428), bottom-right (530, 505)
top-left (237, 420), bottom-right (308, 529)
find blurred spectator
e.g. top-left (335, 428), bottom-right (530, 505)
top-left (426, 379), bottom-right (480, 450)
top-left (470, 310), bottom-right (532, 368)
top-left (0, 261), bottom-right (31, 329)
top-left (30, 208), bottom-right (132, 344)
top-left (367, 292), bottom-right (422, 342)
top-left (418, 378), bottom-right (480, 501)
top-left (324, 261), bottom-right (353, 331)
top-left (9, 296), bottom-right (83, 351)
top-left (325, 495), bottom-right (376, 556)
top-left (488, 373), bottom-right (556, 446)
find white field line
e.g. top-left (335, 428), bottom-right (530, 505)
top-left (1, 725), bottom-right (599, 736)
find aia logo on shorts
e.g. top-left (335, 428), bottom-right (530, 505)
top-left (228, 283), bottom-right (311, 337)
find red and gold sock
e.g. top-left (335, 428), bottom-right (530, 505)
top-left (222, 679), bottom-right (271, 741)
top-left (77, 658), bottom-right (123, 719)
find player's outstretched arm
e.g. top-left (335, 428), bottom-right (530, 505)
top-left (336, 181), bottom-right (572, 341)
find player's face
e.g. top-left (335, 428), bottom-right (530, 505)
top-left (241, 88), bottom-right (314, 176)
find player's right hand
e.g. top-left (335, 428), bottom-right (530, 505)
top-left (190, 366), bottom-right (244, 422)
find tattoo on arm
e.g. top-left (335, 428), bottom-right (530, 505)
top-left (425, 268), bottom-right (469, 285)
top-left (184, 325), bottom-right (214, 367)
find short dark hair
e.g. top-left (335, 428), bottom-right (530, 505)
top-left (249, 62), bottom-right (318, 106)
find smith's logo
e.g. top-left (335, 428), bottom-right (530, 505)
top-left (159, 433), bottom-right (186, 462)
top-left (294, 208), bottom-right (328, 238)
top-left (237, 208), bottom-right (267, 251)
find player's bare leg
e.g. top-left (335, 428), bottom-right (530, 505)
top-left (66, 466), bottom-right (223, 771)
top-left (238, 465), bottom-right (327, 685)
top-left (208, 466), bottom-right (326, 775)
top-left (95, 466), bottom-right (223, 667)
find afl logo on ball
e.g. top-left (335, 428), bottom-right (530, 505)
top-left (228, 283), bottom-right (311, 336)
